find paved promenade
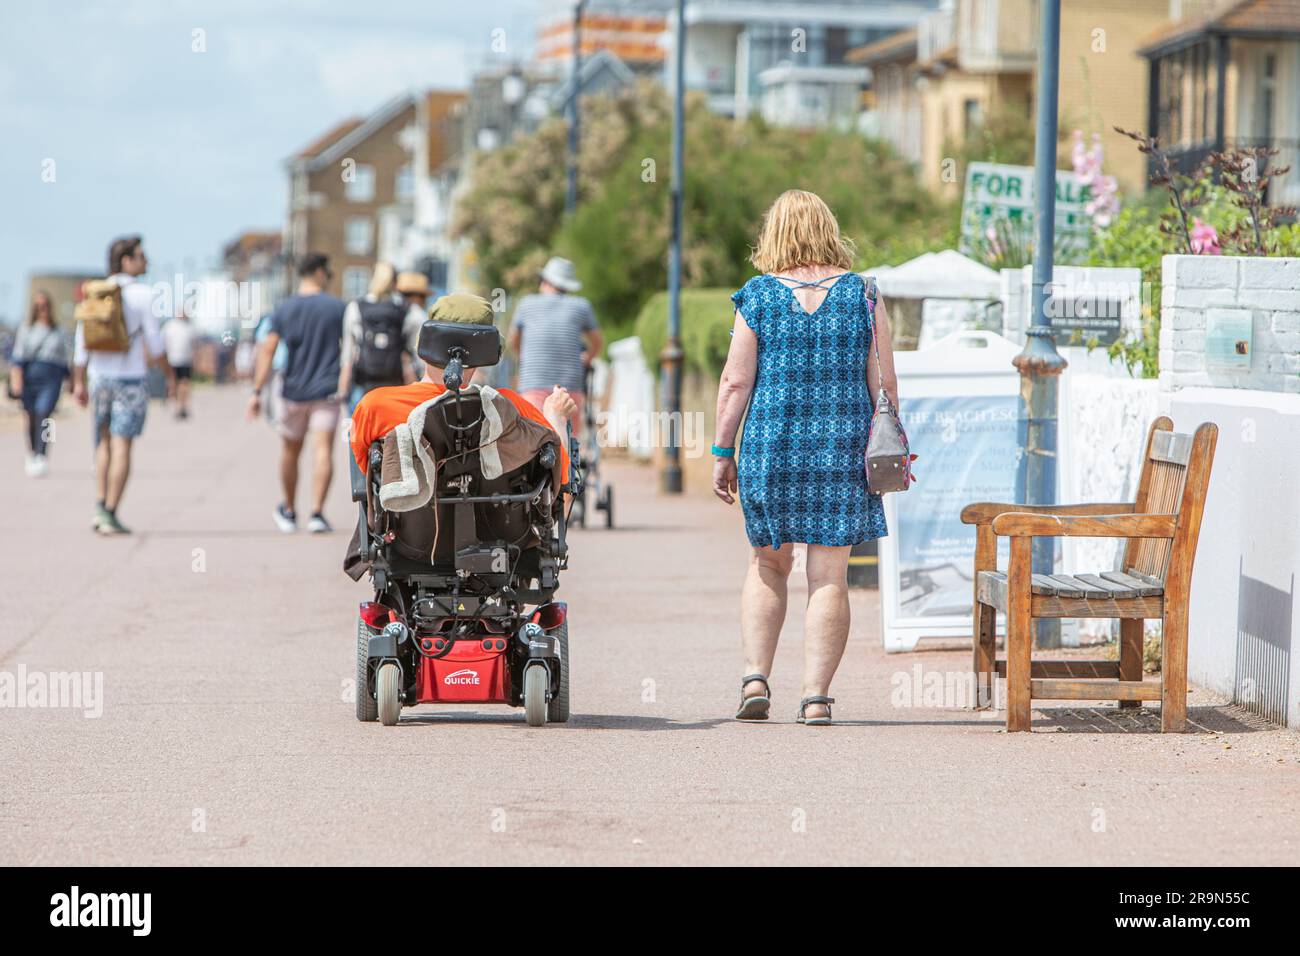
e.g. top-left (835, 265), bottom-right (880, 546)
top-left (1, 386), bottom-right (1296, 865)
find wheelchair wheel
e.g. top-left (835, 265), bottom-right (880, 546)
top-left (523, 664), bottom-right (549, 727)
top-left (355, 620), bottom-right (377, 722)
top-left (376, 662), bottom-right (401, 726)
top-left (547, 621), bottom-right (570, 723)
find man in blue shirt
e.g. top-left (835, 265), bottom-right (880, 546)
top-left (247, 252), bottom-right (345, 534)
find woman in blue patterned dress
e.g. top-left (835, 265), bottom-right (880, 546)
top-left (712, 190), bottom-right (901, 726)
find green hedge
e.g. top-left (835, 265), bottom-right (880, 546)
top-left (634, 287), bottom-right (737, 379)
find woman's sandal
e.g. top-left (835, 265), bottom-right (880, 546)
top-left (796, 695), bottom-right (835, 726)
top-left (735, 674), bottom-right (771, 721)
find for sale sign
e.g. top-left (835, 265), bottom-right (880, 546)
top-left (960, 162), bottom-right (1092, 258)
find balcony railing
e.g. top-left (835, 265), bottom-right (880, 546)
top-left (958, 0), bottom-right (1035, 72)
top-left (1157, 137), bottom-right (1300, 206)
top-left (917, 7), bottom-right (955, 63)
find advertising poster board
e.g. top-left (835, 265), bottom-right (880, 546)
top-left (879, 331), bottom-right (1072, 652)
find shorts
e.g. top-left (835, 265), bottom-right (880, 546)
top-left (172, 364), bottom-right (193, 381)
top-left (278, 397), bottom-right (340, 442)
top-left (520, 388), bottom-right (585, 434)
top-left (90, 377), bottom-right (149, 443)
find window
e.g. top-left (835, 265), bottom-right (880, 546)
top-left (345, 163), bottom-right (375, 202)
top-left (342, 267), bottom-right (369, 300)
top-left (963, 98), bottom-right (983, 136)
top-left (395, 164), bottom-right (414, 201)
top-left (344, 217), bottom-right (373, 255)
top-left (1256, 51), bottom-right (1276, 140)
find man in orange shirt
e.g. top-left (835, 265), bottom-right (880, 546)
top-left (350, 293), bottom-right (576, 480)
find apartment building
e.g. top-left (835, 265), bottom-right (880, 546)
top-left (535, 0), bottom-right (667, 74)
top-left (674, 0), bottom-right (938, 123)
top-left (1137, 0), bottom-right (1300, 205)
top-left (852, 0), bottom-right (1169, 195)
top-left (284, 94), bottom-right (421, 300)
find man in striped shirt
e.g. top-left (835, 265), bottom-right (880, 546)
top-left (507, 257), bottom-right (602, 432)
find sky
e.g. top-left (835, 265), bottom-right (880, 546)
top-left (0, 0), bottom-right (548, 326)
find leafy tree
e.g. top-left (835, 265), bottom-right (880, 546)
top-left (453, 82), bottom-right (955, 340)
top-left (451, 80), bottom-right (670, 297)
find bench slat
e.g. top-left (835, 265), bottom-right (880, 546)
top-left (1049, 573), bottom-right (1111, 598)
top-left (1035, 574), bottom-right (1080, 597)
top-left (1125, 568), bottom-right (1167, 588)
top-left (984, 570), bottom-right (1059, 596)
top-left (1102, 570), bottom-right (1165, 596)
top-left (978, 569), bottom-right (1164, 618)
top-left (1030, 573), bottom-right (1061, 595)
top-left (1073, 573), bottom-right (1141, 598)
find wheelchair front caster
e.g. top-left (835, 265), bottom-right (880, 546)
top-left (523, 664), bottom-right (549, 727)
top-left (377, 662), bottom-right (402, 726)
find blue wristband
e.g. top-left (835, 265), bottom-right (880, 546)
top-left (711, 444), bottom-right (735, 458)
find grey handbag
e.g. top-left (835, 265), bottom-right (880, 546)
top-left (863, 277), bottom-right (912, 494)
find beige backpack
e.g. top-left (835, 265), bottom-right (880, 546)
top-left (75, 279), bottom-right (128, 352)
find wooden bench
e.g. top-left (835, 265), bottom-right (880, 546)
top-left (960, 417), bottom-right (1218, 733)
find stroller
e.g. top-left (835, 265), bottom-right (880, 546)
top-left (570, 365), bottom-right (614, 528)
top-left (350, 320), bottom-right (581, 727)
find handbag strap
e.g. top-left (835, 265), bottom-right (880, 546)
top-left (863, 276), bottom-right (890, 408)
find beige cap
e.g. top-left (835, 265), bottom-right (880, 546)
top-left (427, 293), bottom-right (494, 325)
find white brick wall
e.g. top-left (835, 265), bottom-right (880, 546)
top-left (999, 265), bottom-right (1144, 376)
top-left (1161, 254), bottom-right (1300, 394)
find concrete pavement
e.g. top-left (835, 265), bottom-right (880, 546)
top-left (1, 385), bottom-right (1297, 865)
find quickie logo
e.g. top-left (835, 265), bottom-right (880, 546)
top-left (443, 668), bottom-right (480, 686)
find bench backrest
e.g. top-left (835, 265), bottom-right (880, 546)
top-left (1123, 416), bottom-right (1218, 586)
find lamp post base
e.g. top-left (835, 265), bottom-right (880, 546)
top-left (1015, 326), bottom-right (1068, 650)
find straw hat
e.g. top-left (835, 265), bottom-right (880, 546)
top-left (395, 271), bottom-right (430, 296)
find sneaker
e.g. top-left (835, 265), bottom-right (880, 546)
top-left (307, 513), bottom-right (333, 534)
top-left (29, 455), bottom-right (48, 478)
top-left (273, 504), bottom-right (297, 534)
top-left (24, 455), bottom-right (40, 478)
top-left (97, 510), bottom-right (131, 536)
top-left (92, 503), bottom-right (113, 532)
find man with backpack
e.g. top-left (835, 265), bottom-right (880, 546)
top-left (336, 262), bottom-right (423, 412)
top-left (71, 235), bottom-right (173, 536)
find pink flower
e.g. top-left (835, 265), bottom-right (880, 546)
top-left (1190, 218), bottom-right (1221, 255)
top-left (1071, 129), bottom-right (1120, 229)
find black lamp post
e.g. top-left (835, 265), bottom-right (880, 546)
top-left (660, 0), bottom-right (686, 493)
top-left (566, 0), bottom-right (587, 215)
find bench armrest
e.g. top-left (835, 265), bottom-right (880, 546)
top-left (991, 512), bottom-right (1177, 538)
top-left (961, 501), bottom-right (1135, 525)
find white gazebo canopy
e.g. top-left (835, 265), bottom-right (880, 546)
top-left (863, 249), bottom-right (1001, 300)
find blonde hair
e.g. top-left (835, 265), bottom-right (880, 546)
top-left (750, 190), bottom-right (855, 274)
top-left (368, 262), bottom-right (396, 297)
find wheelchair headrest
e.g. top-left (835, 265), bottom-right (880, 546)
top-left (417, 321), bottom-right (503, 369)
